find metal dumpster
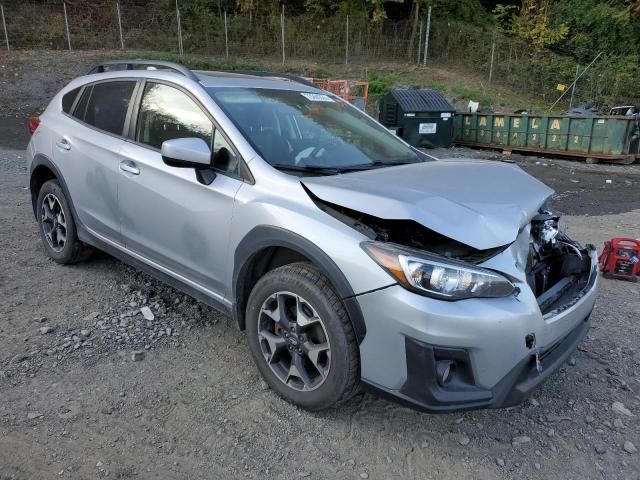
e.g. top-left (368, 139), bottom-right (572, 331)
top-left (380, 89), bottom-right (455, 148)
top-left (453, 113), bottom-right (640, 164)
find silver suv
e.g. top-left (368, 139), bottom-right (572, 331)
top-left (26, 60), bottom-right (598, 412)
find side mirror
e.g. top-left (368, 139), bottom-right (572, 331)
top-left (161, 138), bottom-right (212, 169)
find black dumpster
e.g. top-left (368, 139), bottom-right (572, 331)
top-left (379, 89), bottom-right (455, 148)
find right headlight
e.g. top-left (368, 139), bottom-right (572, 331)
top-left (361, 242), bottom-right (515, 301)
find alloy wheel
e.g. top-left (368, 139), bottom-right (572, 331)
top-left (258, 291), bottom-right (331, 392)
top-left (41, 193), bottom-right (67, 252)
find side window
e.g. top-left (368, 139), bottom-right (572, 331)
top-left (72, 81), bottom-right (136, 135)
top-left (62, 87), bottom-right (81, 113)
top-left (136, 82), bottom-right (213, 150)
top-left (72, 86), bottom-right (92, 121)
top-left (212, 130), bottom-right (239, 176)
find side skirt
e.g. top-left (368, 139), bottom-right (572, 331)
top-left (77, 226), bottom-right (234, 320)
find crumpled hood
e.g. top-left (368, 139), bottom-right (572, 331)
top-left (302, 159), bottom-right (553, 250)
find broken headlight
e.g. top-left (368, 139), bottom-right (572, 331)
top-left (361, 242), bottom-right (515, 300)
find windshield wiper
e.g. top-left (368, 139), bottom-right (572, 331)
top-left (273, 160), bottom-right (414, 175)
top-left (272, 164), bottom-right (341, 175)
top-left (335, 160), bottom-right (414, 171)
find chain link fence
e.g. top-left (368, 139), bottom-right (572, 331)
top-left (1, 0), bottom-right (637, 108)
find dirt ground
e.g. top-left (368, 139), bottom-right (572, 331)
top-left (1, 51), bottom-right (640, 480)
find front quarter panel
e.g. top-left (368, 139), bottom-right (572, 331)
top-left (227, 165), bottom-right (396, 298)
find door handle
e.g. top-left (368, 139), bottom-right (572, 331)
top-left (119, 160), bottom-right (140, 175)
top-left (55, 138), bottom-right (71, 151)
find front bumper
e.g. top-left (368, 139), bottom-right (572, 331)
top-left (356, 246), bottom-right (598, 413)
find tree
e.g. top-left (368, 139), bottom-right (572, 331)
top-left (495, 0), bottom-right (569, 50)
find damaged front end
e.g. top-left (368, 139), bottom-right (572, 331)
top-left (309, 187), bottom-right (594, 314)
top-left (307, 188), bottom-right (507, 265)
top-left (527, 212), bottom-right (595, 315)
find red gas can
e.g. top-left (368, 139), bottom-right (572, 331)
top-left (598, 238), bottom-right (640, 282)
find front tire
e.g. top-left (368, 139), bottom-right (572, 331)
top-left (246, 262), bottom-right (360, 410)
top-left (36, 180), bottom-right (91, 264)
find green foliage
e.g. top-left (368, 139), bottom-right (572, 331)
top-left (425, 0), bottom-right (494, 27)
top-left (550, 0), bottom-right (640, 61)
top-left (366, 70), bottom-right (398, 98)
top-left (305, 0), bottom-right (387, 21)
top-left (494, 0), bottom-right (569, 50)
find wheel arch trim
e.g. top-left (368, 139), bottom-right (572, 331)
top-left (29, 154), bottom-right (80, 224)
top-left (232, 225), bottom-right (367, 343)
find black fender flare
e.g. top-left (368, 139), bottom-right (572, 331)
top-left (232, 225), bottom-right (366, 343)
top-left (29, 154), bottom-right (81, 226)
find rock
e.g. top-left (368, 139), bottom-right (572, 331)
top-left (534, 463), bottom-right (541, 470)
top-left (12, 353), bottom-right (29, 363)
top-left (101, 407), bottom-right (113, 415)
top-left (569, 357), bottom-right (576, 366)
top-left (84, 312), bottom-right (100, 321)
top-left (546, 414), bottom-right (572, 423)
top-left (595, 446), bottom-right (607, 454)
top-left (585, 415), bottom-right (595, 424)
top-left (458, 436), bottom-right (470, 446)
top-left (27, 412), bottom-right (43, 419)
top-left (359, 474), bottom-right (369, 479)
top-left (530, 397), bottom-right (540, 407)
top-left (259, 381), bottom-right (269, 391)
top-left (496, 458), bottom-right (505, 467)
top-left (131, 350), bottom-right (145, 361)
top-left (35, 316), bottom-right (47, 323)
top-left (612, 402), bottom-right (633, 417)
top-left (80, 329), bottom-right (91, 338)
top-left (140, 306), bottom-right (154, 321)
top-left (39, 326), bottom-right (54, 335)
top-left (512, 436), bottom-right (531, 446)
top-left (298, 472), bottom-right (311, 478)
top-left (614, 418), bottom-right (624, 429)
top-left (624, 441), bottom-right (637, 454)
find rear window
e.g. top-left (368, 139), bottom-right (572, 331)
top-left (72, 81), bottom-right (136, 136)
top-left (62, 87), bottom-right (81, 113)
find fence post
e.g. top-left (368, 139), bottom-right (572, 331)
top-left (489, 41), bottom-right (495, 82)
top-left (280, 5), bottom-right (285, 65)
top-left (224, 11), bottom-right (229, 57)
top-left (1, 4), bottom-right (9, 52)
top-left (63, 1), bottom-right (71, 51)
top-left (416, 22), bottom-right (422, 64)
top-left (176, 0), bottom-right (183, 56)
top-left (422, 6), bottom-right (431, 65)
top-left (569, 63), bottom-right (579, 109)
top-left (116, 1), bottom-right (124, 49)
top-left (345, 15), bottom-right (349, 64)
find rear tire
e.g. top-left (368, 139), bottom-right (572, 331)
top-left (36, 180), bottom-right (92, 264)
top-left (246, 262), bottom-right (360, 410)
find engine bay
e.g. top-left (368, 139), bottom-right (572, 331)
top-left (527, 212), bottom-right (593, 314)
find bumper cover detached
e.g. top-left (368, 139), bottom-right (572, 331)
top-left (363, 313), bottom-right (591, 413)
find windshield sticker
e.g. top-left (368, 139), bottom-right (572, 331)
top-left (300, 92), bottom-right (335, 102)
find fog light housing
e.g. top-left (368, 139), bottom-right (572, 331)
top-left (436, 360), bottom-right (455, 386)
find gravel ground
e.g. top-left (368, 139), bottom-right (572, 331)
top-left (2, 146), bottom-right (640, 480)
top-left (1, 51), bottom-right (640, 479)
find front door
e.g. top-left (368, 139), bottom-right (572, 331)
top-left (118, 81), bottom-right (243, 299)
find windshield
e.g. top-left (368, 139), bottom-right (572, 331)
top-left (207, 88), bottom-right (422, 171)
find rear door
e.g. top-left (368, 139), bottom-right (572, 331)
top-left (118, 80), bottom-right (245, 298)
top-left (53, 80), bottom-right (138, 244)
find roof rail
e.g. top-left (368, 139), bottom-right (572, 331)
top-left (223, 70), bottom-right (317, 89)
top-left (87, 60), bottom-right (199, 81)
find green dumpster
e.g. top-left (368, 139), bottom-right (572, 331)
top-left (379, 89), bottom-right (456, 148)
top-left (453, 113), bottom-right (640, 164)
